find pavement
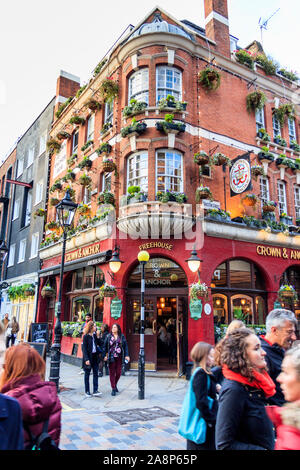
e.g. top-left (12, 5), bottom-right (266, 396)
top-left (46, 360), bottom-right (188, 451)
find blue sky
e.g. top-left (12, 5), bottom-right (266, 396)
top-left (0, 0), bottom-right (299, 162)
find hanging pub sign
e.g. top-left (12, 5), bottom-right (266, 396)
top-left (110, 297), bottom-right (122, 320)
top-left (229, 153), bottom-right (252, 197)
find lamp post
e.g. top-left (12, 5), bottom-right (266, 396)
top-left (137, 250), bottom-right (150, 400)
top-left (49, 190), bottom-right (78, 391)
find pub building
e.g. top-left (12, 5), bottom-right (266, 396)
top-left (36, 1), bottom-right (300, 374)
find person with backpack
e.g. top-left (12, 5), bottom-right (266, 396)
top-left (0, 344), bottom-right (61, 450)
top-left (104, 323), bottom-right (130, 396)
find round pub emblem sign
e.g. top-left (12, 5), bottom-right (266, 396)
top-left (230, 158), bottom-right (251, 194)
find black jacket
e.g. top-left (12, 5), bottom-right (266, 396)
top-left (82, 333), bottom-right (102, 367)
top-left (104, 333), bottom-right (129, 362)
top-left (211, 366), bottom-right (224, 387)
top-left (260, 336), bottom-right (285, 406)
top-left (192, 368), bottom-right (218, 425)
top-left (216, 378), bottom-right (275, 450)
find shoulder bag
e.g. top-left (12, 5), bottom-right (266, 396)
top-left (178, 367), bottom-right (212, 444)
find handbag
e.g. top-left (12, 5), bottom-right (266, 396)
top-left (178, 367), bottom-right (212, 444)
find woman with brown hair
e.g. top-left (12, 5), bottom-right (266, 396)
top-left (179, 341), bottom-right (218, 450)
top-left (82, 321), bottom-right (102, 397)
top-left (0, 344), bottom-right (61, 449)
top-left (215, 328), bottom-right (275, 450)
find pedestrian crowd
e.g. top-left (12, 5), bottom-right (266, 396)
top-left (179, 308), bottom-right (300, 450)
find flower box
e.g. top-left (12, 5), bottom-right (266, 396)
top-left (99, 283), bottom-right (117, 299)
top-left (190, 282), bottom-right (209, 301)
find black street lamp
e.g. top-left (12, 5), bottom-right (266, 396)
top-left (185, 248), bottom-right (203, 280)
top-left (137, 250), bottom-right (150, 400)
top-left (49, 190), bottom-right (78, 391)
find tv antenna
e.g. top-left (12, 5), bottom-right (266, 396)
top-left (259, 8), bottom-right (280, 46)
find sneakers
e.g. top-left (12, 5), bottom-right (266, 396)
top-left (85, 392), bottom-right (92, 398)
top-left (79, 370), bottom-right (84, 375)
top-left (93, 391), bottom-right (102, 397)
top-left (111, 389), bottom-right (116, 396)
top-left (115, 387), bottom-right (119, 393)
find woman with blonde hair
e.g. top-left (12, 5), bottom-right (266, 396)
top-left (179, 342), bottom-right (218, 450)
top-left (0, 344), bottom-right (61, 449)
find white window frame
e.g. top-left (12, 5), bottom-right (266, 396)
top-left (72, 130), bottom-right (79, 153)
top-left (288, 118), bottom-right (296, 145)
top-left (277, 181), bottom-right (287, 214)
top-left (24, 190), bottom-right (32, 226)
top-left (255, 108), bottom-right (265, 133)
top-left (86, 114), bottom-right (95, 142)
top-left (35, 180), bottom-right (43, 205)
top-left (27, 146), bottom-right (34, 168)
top-left (30, 233), bottom-right (39, 259)
top-left (104, 101), bottom-right (114, 124)
top-left (294, 186), bottom-right (300, 219)
top-left (128, 69), bottom-right (149, 104)
top-left (83, 187), bottom-right (92, 205)
top-left (102, 172), bottom-right (111, 192)
top-left (156, 66), bottom-right (182, 104)
top-left (7, 244), bottom-right (16, 267)
top-left (156, 150), bottom-right (183, 193)
top-left (16, 159), bottom-right (24, 178)
top-left (127, 152), bottom-right (148, 192)
top-left (39, 133), bottom-right (47, 156)
top-left (13, 199), bottom-right (20, 220)
top-left (18, 239), bottom-right (26, 263)
top-left (260, 176), bottom-right (270, 207)
top-left (273, 115), bottom-right (281, 138)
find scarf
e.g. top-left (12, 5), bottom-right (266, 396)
top-left (222, 364), bottom-right (276, 398)
top-left (109, 335), bottom-right (122, 358)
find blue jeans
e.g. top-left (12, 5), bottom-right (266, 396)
top-left (84, 353), bottom-right (99, 394)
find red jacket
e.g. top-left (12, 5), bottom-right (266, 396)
top-left (2, 374), bottom-right (62, 448)
top-left (267, 404), bottom-right (300, 450)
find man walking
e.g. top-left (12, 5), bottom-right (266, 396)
top-left (260, 308), bottom-right (297, 406)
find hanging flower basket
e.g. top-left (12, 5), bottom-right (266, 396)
top-left (212, 153), bottom-right (231, 167)
top-left (46, 139), bottom-right (61, 154)
top-left (23, 284), bottom-right (36, 297)
top-left (41, 285), bottom-right (56, 298)
top-left (97, 191), bottom-right (115, 205)
top-left (246, 90), bottom-right (266, 112)
top-left (96, 142), bottom-right (112, 156)
top-left (242, 193), bottom-right (259, 207)
top-left (85, 98), bottom-right (101, 111)
top-left (69, 116), bottom-right (85, 126)
top-left (102, 158), bottom-right (116, 173)
top-left (78, 173), bottom-right (92, 188)
top-left (262, 201), bottom-right (277, 213)
top-left (194, 151), bottom-right (210, 166)
top-left (46, 221), bottom-right (60, 232)
top-left (195, 186), bottom-right (212, 201)
top-left (50, 181), bottom-right (63, 192)
top-left (77, 204), bottom-right (91, 216)
top-left (56, 131), bottom-right (71, 140)
top-left (33, 208), bottom-right (46, 219)
top-left (198, 67), bottom-right (221, 90)
top-left (278, 285), bottom-right (298, 302)
top-left (190, 282), bottom-right (209, 301)
top-left (50, 197), bottom-right (60, 207)
top-left (251, 165), bottom-right (265, 181)
top-left (99, 283), bottom-right (117, 299)
top-left (99, 78), bottom-right (119, 102)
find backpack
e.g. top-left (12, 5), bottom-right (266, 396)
top-left (24, 419), bottom-right (60, 451)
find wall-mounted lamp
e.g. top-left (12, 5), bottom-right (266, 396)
top-left (108, 246), bottom-right (123, 279)
top-left (185, 248), bottom-right (203, 280)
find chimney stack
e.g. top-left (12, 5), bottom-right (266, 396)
top-left (54, 70), bottom-right (81, 119)
top-left (204, 0), bottom-right (231, 57)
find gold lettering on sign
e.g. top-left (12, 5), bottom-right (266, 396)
top-left (291, 250), bottom-right (300, 260)
top-left (257, 245), bottom-right (300, 260)
top-left (138, 242), bottom-right (173, 251)
top-left (65, 243), bottom-right (101, 262)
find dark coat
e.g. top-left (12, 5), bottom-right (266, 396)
top-left (216, 378), bottom-right (275, 450)
top-left (260, 336), bottom-right (285, 406)
top-left (104, 333), bottom-right (129, 362)
top-left (82, 333), bottom-right (103, 367)
top-left (0, 393), bottom-right (24, 450)
top-left (2, 374), bottom-right (62, 449)
top-left (211, 366), bottom-right (224, 386)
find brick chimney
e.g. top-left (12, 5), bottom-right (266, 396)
top-left (54, 70), bottom-right (81, 119)
top-left (204, 0), bottom-right (231, 57)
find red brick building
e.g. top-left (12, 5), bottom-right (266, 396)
top-left (37, 1), bottom-right (300, 373)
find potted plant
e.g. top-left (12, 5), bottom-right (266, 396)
top-left (121, 118), bottom-right (147, 138)
top-left (157, 95), bottom-right (187, 111)
top-left (33, 208), bottom-right (46, 219)
top-left (277, 69), bottom-right (299, 82)
top-left (242, 193), bottom-right (259, 207)
top-left (99, 283), bottom-right (117, 299)
top-left (212, 153), bottom-right (231, 167)
top-left (274, 135), bottom-right (287, 147)
top-left (50, 180), bottom-right (63, 192)
top-left (195, 186), bottom-right (213, 201)
top-left (206, 208), bottom-right (231, 222)
top-left (279, 213), bottom-right (293, 226)
top-left (78, 173), bottom-right (92, 188)
top-left (78, 156), bottom-right (93, 170)
top-left (156, 190), bottom-right (187, 203)
top-left (251, 165), bottom-right (265, 181)
top-left (273, 104), bottom-right (294, 128)
top-left (243, 216), bottom-right (267, 229)
top-left (69, 115), bottom-right (85, 126)
top-left (62, 169), bottom-right (76, 182)
top-left (257, 128), bottom-right (271, 142)
top-left (55, 96), bottom-right (73, 119)
top-left (277, 285), bottom-right (298, 302)
top-left (257, 147), bottom-right (275, 163)
top-left (99, 78), bottom-right (119, 102)
top-left (23, 284), bottom-right (35, 297)
top-left (100, 122), bottom-right (113, 135)
top-left (45, 221), bottom-right (60, 232)
top-left (198, 67), bottom-right (221, 90)
top-left (50, 197), bottom-right (60, 207)
top-left (97, 190), bottom-right (115, 205)
top-left (46, 139), bottom-right (61, 154)
top-left (96, 142), bottom-right (112, 156)
top-left (246, 90), bottom-right (266, 112)
top-left (81, 140), bottom-right (94, 152)
top-left (262, 200), bottom-right (277, 213)
top-left (77, 204), bottom-right (91, 216)
top-left (123, 99), bottom-right (147, 117)
top-left (155, 114), bottom-right (186, 134)
top-left (255, 54), bottom-right (278, 76)
top-left (190, 282), bottom-right (209, 300)
top-left (102, 158), bottom-right (116, 174)
top-left (56, 131), bottom-right (71, 140)
top-left (275, 155), bottom-right (295, 169)
top-left (67, 153), bottom-right (77, 167)
top-left (85, 98), bottom-right (101, 111)
top-left (290, 140), bottom-right (300, 152)
top-left (93, 58), bottom-right (107, 77)
top-left (194, 151), bottom-right (210, 166)
top-left (234, 49), bottom-right (255, 69)
top-left (41, 284), bottom-right (55, 298)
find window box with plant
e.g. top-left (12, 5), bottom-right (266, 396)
top-left (255, 54), bottom-right (278, 76)
top-left (99, 78), bottom-right (119, 102)
top-left (242, 216), bottom-right (268, 229)
top-left (77, 203), bottom-right (91, 216)
top-left (99, 283), bottom-right (117, 299)
top-left (198, 67), bottom-right (221, 90)
top-left (274, 135), bottom-right (287, 147)
top-left (206, 208), bottom-right (231, 222)
top-left (56, 131), bottom-right (71, 141)
top-left (124, 186), bottom-right (147, 204)
top-left (121, 118), bottom-right (147, 138)
top-left (96, 142), bottom-right (112, 156)
top-left (246, 90), bottom-right (266, 113)
top-left (123, 99), bottom-right (147, 117)
top-left (97, 190), bottom-right (115, 205)
top-left (251, 165), bottom-right (265, 181)
top-left (157, 94), bottom-right (187, 111)
top-left (46, 139), bottom-right (61, 154)
top-left (290, 140), bottom-right (300, 152)
top-left (257, 128), bottom-right (271, 142)
top-left (55, 97), bottom-right (74, 119)
top-left (195, 185), bottom-right (213, 201)
top-left (273, 104), bottom-right (294, 128)
top-left (155, 114), bottom-right (186, 134)
top-left (41, 284), bottom-right (56, 298)
top-left (277, 69), bottom-right (299, 82)
top-left (190, 282), bottom-right (209, 300)
top-left (78, 156), bottom-right (93, 170)
top-left (242, 193), bottom-right (259, 207)
top-left (275, 155), bottom-right (296, 170)
top-left (33, 208), bottom-right (46, 219)
top-left (45, 221), bottom-right (60, 232)
top-left (234, 49), bottom-right (255, 69)
top-left (257, 147), bottom-right (275, 163)
top-left (279, 213), bottom-right (293, 226)
top-left (156, 190), bottom-right (187, 204)
top-left (212, 153), bottom-right (231, 167)
top-left (50, 180), bottom-right (63, 193)
top-left (62, 169), bottom-right (76, 183)
top-left (81, 140), bottom-right (94, 153)
top-left (69, 116), bottom-right (85, 126)
top-left (67, 153), bottom-right (77, 167)
top-left (100, 122), bottom-right (113, 135)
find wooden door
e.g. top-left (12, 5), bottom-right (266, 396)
top-left (127, 296), bottom-right (157, 371)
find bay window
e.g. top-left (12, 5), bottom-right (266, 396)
top-left (156, 150), bottom-right (183, 192)
top-left (156, 66), bottom-right (182, 103)
top-left (128, 69), bottom-right (149, 104)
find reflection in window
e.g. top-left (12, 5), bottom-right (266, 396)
top-left (212, 263), bottom-right (227, 288)
top-left (72, 297), bottom-right (91, 322)
top-left (94, 296), bottom-right (104, 322)
top-left (95, 266), bottom-right (105, 288)
top-left (74, 268), bottom-right (84, 290)
top-left (229, 260), bottom-right (251, 288)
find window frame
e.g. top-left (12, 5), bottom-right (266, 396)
top-left (18, 239), bottom-right (27, 263)
top-left (294, 185), bottom-right (300, 220)
top-left (7, 243), bottom-right (16, 267)
top-left (273, 115), bottom-right (281, 138)
top-left (277, 180), bottom-right (287, 214)
top-left (86, 114), bottom-right (95, 142)
top-left (288, 117), bottom-right (296, 145)
top-left (30, 233), bottom-right (39, 259)
top-left (128, 68), bottom-right (149, 104)
top-left (27, 146), bottom-right (34, 168)
top-left (35, 180), bottom-right (43, 205)
top-left (104, 101), bottom-right (114, 124)
top-left (156, 66), bottom-right (182, 104)
top-left (12, 199), bottom-right (20, 221)
top-left (155, 149), bottom-right (183, 193)
top-left (16, 159), bottom-right (24, 178)
top-left (127, 151), bottom-right (148, 192)
top-left (72, 130), bottom-right (79, 154)
top-left (255, 107), bottom-right (265, 133)
top-left (260, 176), bottom-right (270, 206)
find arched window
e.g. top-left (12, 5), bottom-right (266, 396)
top-left (156, 66), bottom-right (182, 103)
top-left (128, 69), bottom-right (149, 104)
top-left (127, 152), bottom-right (148, 192)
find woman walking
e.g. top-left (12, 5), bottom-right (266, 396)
top-left (267, 345), bottom-right (300, 450)
top-left (0, 344), bottom-right (61, 449)
top-left (215, 328), bottom-right (275, 450)
top-left (82, 321), bottom-right (102, 397)
top-left (5, 316), bottom-right (19, 348)
top-left (179, 342), bottom-right (218, 450)
top-left (104, 323), bottom-right (130, 396)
